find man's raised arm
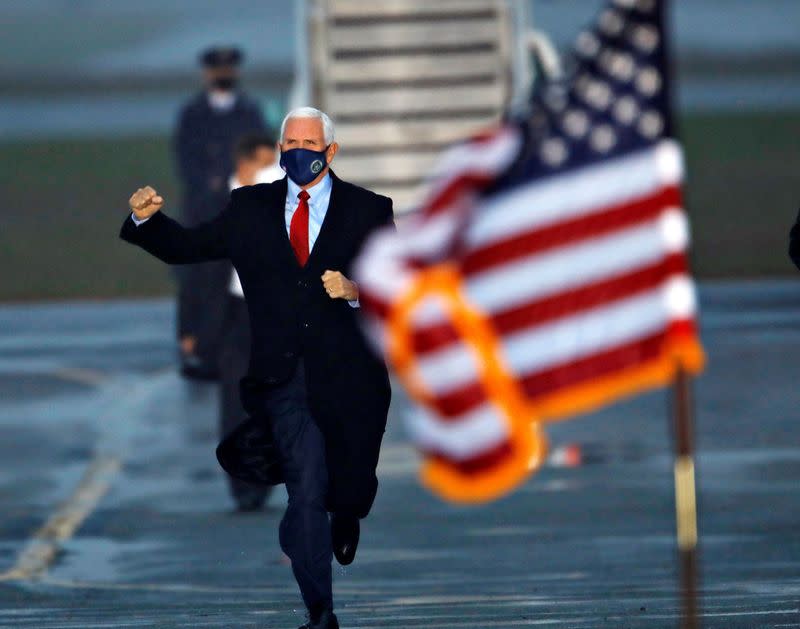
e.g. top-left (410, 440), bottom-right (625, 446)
top-left (120, 185), bottom-right (231, 264)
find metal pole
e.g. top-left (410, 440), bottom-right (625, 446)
top-left (506, 0), bottom-right (535, 114)
top-left (672, 366), bottom-right (700, 629)
top-left (289, 0), bottom-right (311, 109)
top-left (659, 0), bottom-right (699, 614)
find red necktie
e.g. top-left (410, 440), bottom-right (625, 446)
top-left (289, 190), bottom-right (310, 266)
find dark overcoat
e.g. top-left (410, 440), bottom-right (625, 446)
top-left (120, 173), bottom-right (394, 518)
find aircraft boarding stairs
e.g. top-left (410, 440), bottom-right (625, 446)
top-left (303, 0), bottom-right (558, 214)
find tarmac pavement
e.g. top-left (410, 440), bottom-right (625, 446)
top-left (0, 282), bottom-right (799, 628)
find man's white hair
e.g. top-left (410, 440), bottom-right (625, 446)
top-left (280, 107), bottom-right (335, 145)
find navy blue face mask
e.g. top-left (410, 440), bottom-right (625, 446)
top-left (279, 146), bottom-right (329, 186)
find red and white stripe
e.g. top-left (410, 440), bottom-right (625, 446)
top-left (356, 133), bottom-right (698, 466)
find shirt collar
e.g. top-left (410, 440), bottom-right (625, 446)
top-left (287, 171), bottom-right (331, 203)
top-left (207, 90), bottom-right (237, 112)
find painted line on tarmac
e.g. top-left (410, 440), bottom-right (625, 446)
top-left (39, 577), bottom-right (296, 595)
top-left (53, 367), bottom-right (108, 387)
top-left (0, 367), bottom-right (173, 583)
top-left (0, 456), bottom-right (121, 582)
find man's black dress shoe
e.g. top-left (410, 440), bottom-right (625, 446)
top-left (298, 608), bottom-right (339, 628)
top-left (330, 513), bottom-right (359, 566)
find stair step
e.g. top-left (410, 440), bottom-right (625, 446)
top-left (334, 117), bottom-right (497, 149)
top-left (327, 83), bottom-right (506, 116)
top-left (329, 20), bottom-right (501, 52)
top-left (327, 51), bottom-right (503, 83)
top-left (329, 0), bottom-right (500, 20)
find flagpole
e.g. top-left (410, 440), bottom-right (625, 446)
top-left (672, 366), bottom-right (699, 629)
top-left (659, 0), bottom-right (700, 621)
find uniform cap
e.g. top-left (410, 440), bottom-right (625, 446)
top-left (200, 46), bottom-right (244, 68)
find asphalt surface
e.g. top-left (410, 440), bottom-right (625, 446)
top-left (1, 282), bottom-right (799, 628)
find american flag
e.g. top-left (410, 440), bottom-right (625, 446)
top-left (354, 0), bottom-right (705, 503)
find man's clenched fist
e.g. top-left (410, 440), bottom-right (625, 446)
top-left (321, 270), bottom-right (358, 301)
top-left (129, 186), bottom-right (164, 221)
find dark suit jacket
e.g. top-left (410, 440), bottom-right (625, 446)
top-left (120, 172), bottom-right (394, 517)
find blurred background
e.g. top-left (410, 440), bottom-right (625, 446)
top-left (1, 0), bottom-right (798, 302)
top-left (2, 2), bottom-right (800, 627)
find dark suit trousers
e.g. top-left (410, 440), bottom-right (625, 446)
top-left (177, 259), bottom-right (230, 365)
top-left (218, 296), bottom-right (270, 505)
top-left (265, 359), bottom-right (333, 613)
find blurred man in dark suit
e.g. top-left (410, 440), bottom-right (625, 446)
top-left (219, 132), bottom-right (282, 512)
top-left (121, 108), bottom-right (394, 629)
top-left (173, 46), bottom-right (266, 379)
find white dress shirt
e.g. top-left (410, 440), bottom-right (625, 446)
top-left (131, 169), bottom-right (359, 307)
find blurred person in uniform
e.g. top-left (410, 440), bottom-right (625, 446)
top-left (173, 46), bottom-right (267, 380)
top-left (219, 131), bottom-right (283, 511)
top-left (122, 107), bottom-right (394, 629)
